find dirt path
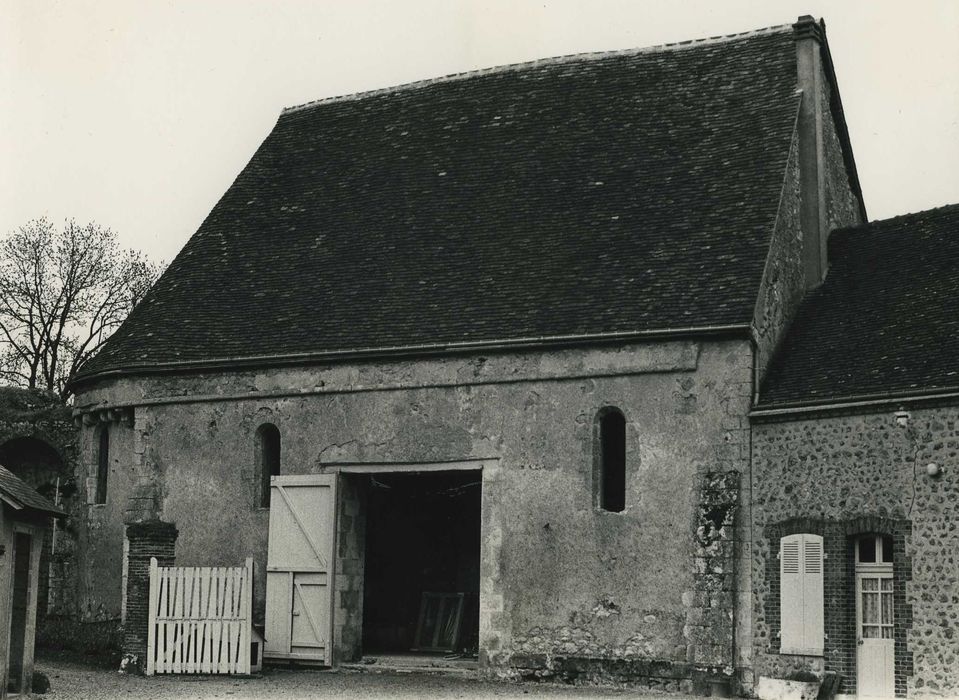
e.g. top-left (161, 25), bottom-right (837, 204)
top-left (37, 660), bottom-right (699, 700)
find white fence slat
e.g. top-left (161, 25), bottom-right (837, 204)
top-left (183, 569), bottom-right (193, 672)
top-left (157, 572), bottom-right (168, 673)
top-left (173, 567), bottom-right (183, 673)
top-left (145, 561), bottom-right (255, 676)
top-left (147, 558), bottom-right (158, 675)
top-left (240, 558), bottom-right (253, 674)
top-left (203, 569), bottom-right (215, 673)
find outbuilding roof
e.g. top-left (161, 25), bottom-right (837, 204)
top-left (0, 464), bottom-right (66, 518)
top-left (758, 203), bottom-right (959, 408)
top-left (77, 25), bottom-right (806, 382)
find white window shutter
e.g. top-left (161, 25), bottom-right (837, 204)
top-left (780, 534), bottom-right (803, 653)
top-left (801, 534), bottom-right (824, 654)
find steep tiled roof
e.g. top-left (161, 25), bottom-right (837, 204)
top-left (77, 26), bottom-right (803, 382)
top-left (0, 464), bottom-right (66, 517)
top-left (759, 204), bottom-right (959, 408)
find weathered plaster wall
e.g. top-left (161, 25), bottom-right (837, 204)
top-left (76, 417), bottom-right (137, 620)
top-left (74, 338), bottom-right (753, 683)
top-left (752, 405), bottom-right (959, 697)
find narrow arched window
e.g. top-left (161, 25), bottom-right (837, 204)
top-left (257, 424), bottom-right (281, 508)
top-left (597, 408), bottom-right (626, 512)
top-left (95, 425), bottom-right (110, 505)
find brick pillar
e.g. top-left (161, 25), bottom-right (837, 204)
top-left (123, 521), bottom-right (178, 668)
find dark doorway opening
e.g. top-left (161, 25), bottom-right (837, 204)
top-left (8, 532), bottom-right (32, 694)
top-left (361, 470), bottom-right (480, 657)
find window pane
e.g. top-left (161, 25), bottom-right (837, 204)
top-left (881, 578), bottom-right (893, 592)
top-left (882, 591), bottom-right (894, 624)
top-left (881, 535), bottom-right (894, 563)
top-left (862, 592), bottom-right (880, 623)
top-left (863, 625), bottom-right (881, 639)
top-left (862, 577), bottom-right (879, 591)
top-left (882, 627), bottom-right (894, 639)
top-left (858, 535), bottom-right (876, 563)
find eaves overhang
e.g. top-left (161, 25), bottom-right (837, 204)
top-left (751, 386), bottom-right (959, 421)
top-left (70, 323), bottom-right (752, 392)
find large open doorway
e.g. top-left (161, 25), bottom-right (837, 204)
top-left (361, 470), bottom-right (481, 662)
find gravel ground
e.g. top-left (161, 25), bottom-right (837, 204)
top-left (37, 661), bottom-right (701, 700)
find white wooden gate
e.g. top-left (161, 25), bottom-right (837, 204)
top-left (146, 558), bottom-right (253, 675)
top-left (264, 474), bottom-right (337, 665)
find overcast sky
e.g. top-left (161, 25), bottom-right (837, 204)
top-left (2, 0), bottom-right (957, 264)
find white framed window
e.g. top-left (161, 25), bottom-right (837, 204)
top-left (779, 533), bottom-right (824, 655)
top-left (855, 533), bottom-right (894, 568)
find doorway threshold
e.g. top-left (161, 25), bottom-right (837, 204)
top-left (340, 652), bottom-right (479, 677)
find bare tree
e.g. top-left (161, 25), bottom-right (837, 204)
top-left (0, 218), bottom-right (161, 397)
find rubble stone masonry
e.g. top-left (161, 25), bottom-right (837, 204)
top-left (752, 404), bottom-right (959, 697)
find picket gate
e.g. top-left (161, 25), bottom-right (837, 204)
top-left (146, 557), bottom-right (253, 675)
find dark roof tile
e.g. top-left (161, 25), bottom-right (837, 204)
top-left (78, 27), bottom-right (800, 380)
top-left (759, 203), bottom-right (959, 407)
top-left (0, 464), bottom-right (66, 517)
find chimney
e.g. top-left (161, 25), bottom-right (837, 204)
top-left (794, 15), bottom-right (829, 289)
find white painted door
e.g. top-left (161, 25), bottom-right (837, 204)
top-left (856, 572), bottom-right (894, 698)
top-left (264, 474), bottom-right (337, 664)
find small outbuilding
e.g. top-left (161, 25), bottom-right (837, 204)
top-left (0, 464), bottom-right (65, 698)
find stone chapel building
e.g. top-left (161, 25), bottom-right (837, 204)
top-left (66, 16), bottom-right (958, 698)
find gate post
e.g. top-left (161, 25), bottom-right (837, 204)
top-left (123, 521), bottom-right (178, 671)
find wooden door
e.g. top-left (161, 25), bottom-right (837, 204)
top-left (264, 474), bottom-right (337, 665)
top-left (856, 572), bottom-right (894, 698)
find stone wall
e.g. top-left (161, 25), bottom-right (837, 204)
top-left (752, 404), bottom-right (959, 697)
top-left (687, 470), bottom-right (740, 674)
top-left (753, 129), bottom-right (803, 383)
top-left (73, 337), bottom-right (755, 683)
top-left (752, 53), bottom-right (865, 389)
top-left (819, 70), bottom-right (864, 235)
top-left (76, 413), bottom-right (138, 620)
top-left (333, 474), bottom-right (366, 663)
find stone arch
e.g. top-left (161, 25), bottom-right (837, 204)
top-left (0, 435), bottom-right (72, 618)
top-left (0, 435), bottom-right (68, 495)
top-left (0, 388), bottom-right (80, 619)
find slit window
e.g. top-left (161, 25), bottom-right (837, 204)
top-left (597, 409), bottom-right (626, 512)
top-left (257, 424), bottom-right (281, 508)
top-left (95, 425), bottom-right (109, 505)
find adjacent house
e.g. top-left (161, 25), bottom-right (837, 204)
top-left (0, 465), bottom-right (66, 698)
top-left (66, 16), bottom-right (957, 698)
top-left (750, 204), bottom-right (959, 698)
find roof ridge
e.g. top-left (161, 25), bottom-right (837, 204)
top-left (831, 201), bottom-right (959, 239)
top-left (281, 22), bottom-right (793, 115)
